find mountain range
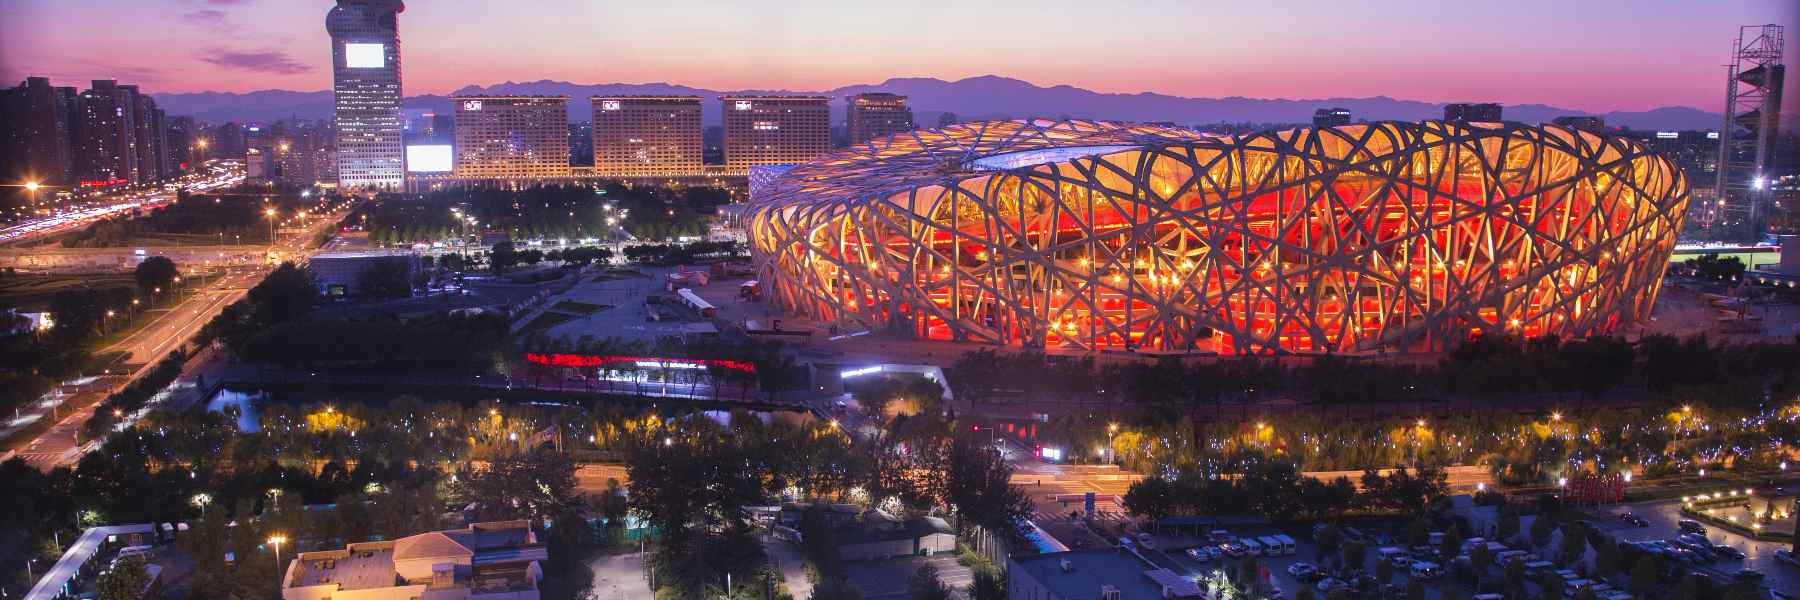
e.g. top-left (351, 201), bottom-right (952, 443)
top-left (152, 75), bottom-right (1724, 132)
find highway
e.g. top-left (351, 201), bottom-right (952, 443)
top-left (10, 203), bottom-right (349, 471)
top-left (0, 162), bottom-right (241, 247)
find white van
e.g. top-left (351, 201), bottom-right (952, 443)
top-left (1378, 546), bottom-right (1408, 567)
top-left (1257, 536), bottom-right (1283, 557)
top-left (1271, 534), bottom-right (1298, 556)
top-left (1410, 561), bottom-right (1444, 579)
top-left (1241, 538), bottom-right (1265, 556)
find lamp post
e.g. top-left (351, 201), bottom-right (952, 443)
top-left (265, 205), bottom-right (277, 245)
top-left (268, 535), bottom-right (287, 574)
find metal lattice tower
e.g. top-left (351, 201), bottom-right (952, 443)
top-left (1713, 24), bottom-right (1785, 230)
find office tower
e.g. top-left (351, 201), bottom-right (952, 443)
top-left (451, 96), bottom-right (571, 179)
top-left (846, 93), bottom-right (914, 145)
top-left (1312, 108), bottom-right (1352, 128)
top-left (591, 96), bottom-right (703, 178)
top-left (76, 80), bottom-right (140, 185)
top-left (721, 96), bottom-right (829, 172)
top-left (327, 0), bottom-right (406, 190)
top-left (0, 77), bottom-right (76, 187)
top-left (1443, 103), bottom-right (1503, 123)
top-left (1551, 116), bottom-right (1605, 132)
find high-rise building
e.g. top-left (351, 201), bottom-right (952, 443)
top-left (451, 96), bottom-right (571, 179)
top-left (166, 115), bottom-right (194, 171)
top-left (1444, 103), bottom-right (1504, 123)
top-left (129, 92), bottom-right (169, 181)
top-left (1551, 116), bottom-right (1606, 132)
top-left (845, 93), bottom-right (914, 145)
top-left (0, 77), bottom-right (77, 187)
top-left (76, 80), bottom-right (141, 185)
top-left (1312, 107), bottom-right (1352, 128)
top-left (591, 96), bottom-right (703, 178)
top-left (721, 96), bottom-right (829, 173)
top-left (327, 0), bottom-right (406, 190)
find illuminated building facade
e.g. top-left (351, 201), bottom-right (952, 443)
top-left (846, 93), bottom-right (914, 145)
top-left (747, 119), bottom-right (1689, 355)
top-left (591, 96), bottom-right (703, 178)
top-left (327, 0), bottom-right (407, 190)
top-left (451, 96), bottom-right (571, 179)
top-left (721, 96), bottom-right (829, 175)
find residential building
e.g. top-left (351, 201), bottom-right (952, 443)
top-left (1551, 115), bottom-right (1606, 132)
top-left (0, 76), bottom-right (77, 187)
top-left (591, 96), bottom-right (703, 178)
top-left (281, 521), bottom-right (544, 600)
top-left (452, 96), bottom-right (571, 179)
top-left (846, 93), bottom-right (913, 145)
top-left (721, 96), bottom-right (829, 174)
top-left (327, 0), bottom-right (407, 190)
top-left (75, 80), bottom-right (140, 186)
top-left (1008, 549), bottom-right (1204, 599)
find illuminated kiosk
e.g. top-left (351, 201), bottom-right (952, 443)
top-left (746, 119), bottom-right (1689, 355)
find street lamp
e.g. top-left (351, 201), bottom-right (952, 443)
top-left (267, 535), bottom-right (288, 573)
top-left (192, 493), bottom-right (212, 516)
top-left (265, 206), bottom-right (278, 244)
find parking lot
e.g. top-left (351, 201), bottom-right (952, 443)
top-left (1120, 527), bottom-right (1470, 600)
top-left (1591, 498), bottom-right (1796, 594)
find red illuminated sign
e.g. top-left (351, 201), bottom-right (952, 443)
top-left (79, 178), bottom-right (127, 188)
top-left (524, 353), bottom-right (756, 374)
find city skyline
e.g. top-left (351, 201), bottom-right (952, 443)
top-left (1, 0), bottom-right (1797, 116)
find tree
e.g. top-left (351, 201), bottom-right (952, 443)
top-left (1122, 476), bottom-right (1175, 530)
top-left (1315, 524), bottom-right (1341, 560)
top-left (967, 565), bottom-right (1005, 600)
top-left (1468, 543), bottom-right (1493, 574)
top-left (908, 564), bottom-right (951, 600)
top-left (1557, 522), bottom-right (1587, 566)
top-left (1538, 570), bottom-right (1564, 600)
top-left (1439, 527), bottom-right (1464, 562)
top-left (1530, 515), bottom-right (1555, 548)
top-left (1342, 541), bottom-right (1367, 572)
top-left (457, 447), bottom-right (581, 522)
top-left (1634, 554), bottom-right (1656, 594)
top-left (356, 259), bottom-right (413, 298)
top-left (1375, 557), bottom-right (1394, 584)
top-left (134, 256), bottom-right (179, 297)
top-left (946, 434), bottom-right (1032, 543)
top-left (1405, 578), bottom-right (1425, 600)
top-left (1407, 519), bottom-right (1431, 547)
top-left (98, 554), bottom-right (150, 600)
top-left (490, 241), bottom-right (518, 273)
top-left (248, 262), bottom-right (316, 327)
top-left (1496, 511), bottom-right (1520, 541)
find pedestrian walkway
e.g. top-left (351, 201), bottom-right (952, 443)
top-left (588, 551), bottom-right (654, 600)
top-left (761, 534), bottom-right (812, 600)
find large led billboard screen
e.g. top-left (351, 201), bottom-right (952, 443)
top-left (345, 43), bottom-right (386, 69)
top-left (406, 145), bottom-right (452, 173)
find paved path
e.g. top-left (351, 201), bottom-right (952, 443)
top-left (588, 552), bottom-right (654, 600)
top-left (762, 534), bottom-right (811, 600)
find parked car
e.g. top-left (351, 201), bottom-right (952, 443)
top-left (1186, 547), bottom-right (1214, 562)
top-left (1316, 578), bottom-right (1348, 593)
top-left (1296, 570), bottom-right (1328, 584)
top-left (1735, 569), bottom-right (1765, 581)
top-left (1618, 512), bottom-right (1649, 527)
top-left (1677, 520), bottom-right (1706, 535)
top-left (1776, 549), bottom-right (1800, 566)
top-left (1711, 545), bottom-right (1746, 560)
top-left (1287, 563), bottom-right (1318, 577)
top-left (1136, 532), bottom-right (1157, 550)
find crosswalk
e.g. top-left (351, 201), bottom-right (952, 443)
top-left (1032, 508), bottom-right (1134, 524)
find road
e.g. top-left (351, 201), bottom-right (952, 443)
top-left (12, 205), bottom-right (349, 471)
top-left (0, 162), bottom-right (240, 247)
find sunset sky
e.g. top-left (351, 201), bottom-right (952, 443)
top-left (1, 0), bottom-right (1796, 113)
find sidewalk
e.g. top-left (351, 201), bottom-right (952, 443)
top-left (588, 552), bottom-right (654, 600)
top-left (762, 534), bottom-right (811, 600)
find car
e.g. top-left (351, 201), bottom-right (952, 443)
top-left (1776, 549), bottom-right (1800, 566)
top-left (1677, 520), bottom-right (1707, 535)
top-left (1136, 532), bottom-right (1157, 550)
top-left (1316, 578), bottom-right (1348, 592)
top-left (1296, 570), bottom-right (1328, 584)
top-left (1711, 545), bottom-right (1745, 560)
top-left (1118, 536), bottom-right (1135, 548)
top-left (1735, 569), bottom-right (1765, 581)
top-left (1223, 543), bottom-right (1248, 558)
top-left (1618, 512), bottom-right (1649, 527)
top-left (1186, 547), bottom-right (1213, 562)
top-left (1287, 563), bottom-right (1318, 577)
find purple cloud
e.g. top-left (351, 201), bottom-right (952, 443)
top-left (198, 49), bottom-right (311, 75)
top-left (181, 10), bottom-right (231, 29)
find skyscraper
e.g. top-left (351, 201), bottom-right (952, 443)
top-left (0, 77), bottom-right (76, 187)
top-left (591, 96), bottom-right (703, 178)
top-left (327, 0), bottom-right (406, 191)
top-left (845, 93), bottom-right (913, 145)
top-left (721, 96), bottom-right (829, 174)
top-left (76, 80), bottom-right (140, 185)
top-left (451, 96), bottom-right (571, 179)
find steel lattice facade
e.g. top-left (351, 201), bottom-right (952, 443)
top-left (746, 119), bottom-right (1689, 355)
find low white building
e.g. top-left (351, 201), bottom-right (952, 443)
top-left (281, 521), bottom-right (545, 600)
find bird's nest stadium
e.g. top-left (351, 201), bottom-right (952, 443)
top-left (744, 119), bottom-right (1688, 355)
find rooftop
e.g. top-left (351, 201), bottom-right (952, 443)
top-left (290, 542), bottom-right (400, 591)
top-left (1010, 548), bottom-right (1172, 600)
